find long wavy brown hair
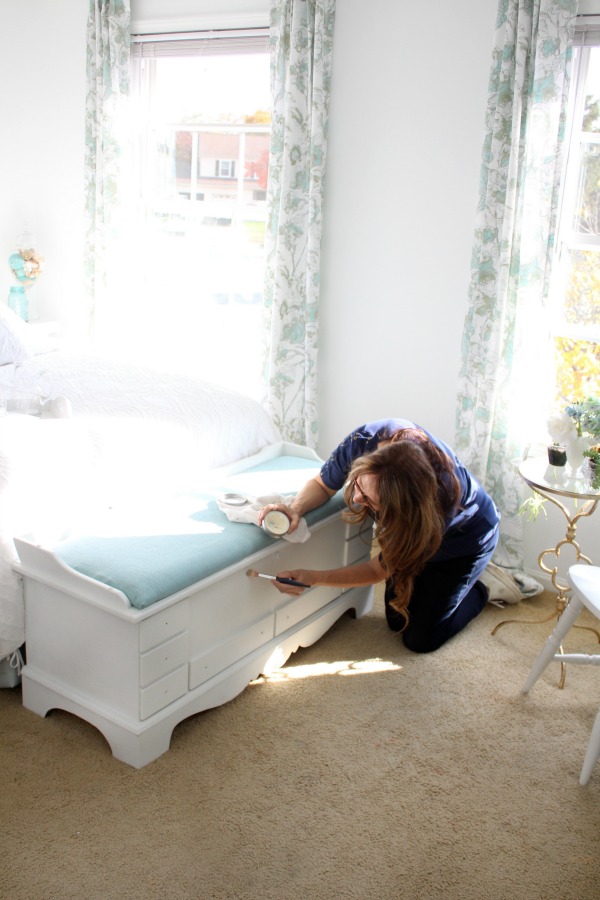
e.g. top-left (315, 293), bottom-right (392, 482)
top-left (342, 428), bottom-right (461, 628)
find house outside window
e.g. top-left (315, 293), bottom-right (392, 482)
top-left (127, 30), bottom-right (270, 398)
top-left (215, 159), bottom-right (236, 178)
top-left (551, 23), bottom-right (600, 404)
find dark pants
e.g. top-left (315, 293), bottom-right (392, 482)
top-left (384, 528), bottom-right (498, 653)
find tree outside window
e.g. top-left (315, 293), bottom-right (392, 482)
top-left (552, 43), bottom-right (600, 404)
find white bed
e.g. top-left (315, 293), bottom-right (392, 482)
top-left (0, 305), bottom-right (374, 766)
top-left (0, 303), bottom-right (282, 663)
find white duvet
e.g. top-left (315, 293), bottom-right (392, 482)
top-left (0, 352), bottom-right (281, 658)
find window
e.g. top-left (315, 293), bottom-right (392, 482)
top-left (215, 160), bottom-right (236, 178)
top-left (126, 30), bottom-right (271, 398)
top-left (551, 20), bottom-right (600, 404)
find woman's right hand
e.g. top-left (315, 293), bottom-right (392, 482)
top-left (257, 502), bottom-right (300, 534)
top-left (273, 570), bottom-right (314, 595)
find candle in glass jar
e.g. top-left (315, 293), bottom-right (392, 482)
top-left (547, 444), bottom-right (567, 466)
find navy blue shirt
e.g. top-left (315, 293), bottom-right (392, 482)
top-left (320, 419), bottom-right (500, 561)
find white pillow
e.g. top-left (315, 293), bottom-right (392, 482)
top-left (0, 303), bottom-right (32, 365)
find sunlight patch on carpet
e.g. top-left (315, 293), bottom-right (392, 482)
top-left (254, 658), bottom-right (402, 683)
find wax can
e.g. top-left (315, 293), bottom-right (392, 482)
top-left (262, 510), bottom-right (291, 537)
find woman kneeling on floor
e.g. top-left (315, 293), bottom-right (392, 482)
top-left (259, 419), bottom-right (501, 653)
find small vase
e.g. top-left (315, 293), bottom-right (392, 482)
top-left (565, 436), bottom-right (592, 475)
top-left (8, 286), bottom-right (28, 321)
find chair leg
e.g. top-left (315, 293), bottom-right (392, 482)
top-left (522, 596), bottom-right (584, 694)
top-left (580, 705), bottom-right (600, 786)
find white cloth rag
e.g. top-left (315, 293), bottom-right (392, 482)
top-left (513, 571), bottom-right (544, 598)
top-left (216, 492), bottom-right (311, 543)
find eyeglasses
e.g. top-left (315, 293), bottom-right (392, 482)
top-left (350, 478), bottom-right (378, 518)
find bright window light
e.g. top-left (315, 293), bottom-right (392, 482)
top-left (103, 41), bottom-right (271, 400)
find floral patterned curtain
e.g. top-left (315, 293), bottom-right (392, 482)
top-left (263, 0), bottom-right (336, 448)
top-left (84, 0), bottom-right (130, 337)
top-left (455, 0), bottom-right (578, 569)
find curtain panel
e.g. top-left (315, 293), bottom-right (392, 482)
top-left (84, 0), bottom-right (131, 337)
top-left (455, 0), bottom-right (578, 569)
top-left (263, 0), bottom-right (336, 448)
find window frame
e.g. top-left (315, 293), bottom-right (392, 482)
top-left (549, 20), bottom-right (600, 397)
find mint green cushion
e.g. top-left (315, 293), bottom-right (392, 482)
top-left (53, 456), bottom-right (345, 610)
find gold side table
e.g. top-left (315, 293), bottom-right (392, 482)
top-left (492, 456), bottom-right (600, 687)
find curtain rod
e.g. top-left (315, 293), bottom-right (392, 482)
top-left (131, 27), bottom-right (269, 44)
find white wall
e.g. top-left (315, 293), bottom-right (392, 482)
top-left (318, 0), bottom-right (497, 454)
top-left (0, 0), bottom-right (87, 333)
top-left (131, 0), bottom-right (268, 32)
top-left (1, 0), bottom-right (596, 581)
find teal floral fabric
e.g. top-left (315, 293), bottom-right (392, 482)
top-left (263, 0), bottom-right (336, 448)
top-left (455, 0), bottom-right (577, 568)
top-left (84, 0), bottom-right (130, 335)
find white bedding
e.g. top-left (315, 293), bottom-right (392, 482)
top-left (0, 349), bottom-right (281, 659)
top-left (2, 351), bottom-right (279, 468)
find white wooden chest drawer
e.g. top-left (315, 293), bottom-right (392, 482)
top-left (189, 613), bottom-right (274, 689)
top-left (140, 631), bottom-right (189, 687)
top-left (140, 665), bottom-right (189, 720)
top-left (139, 600), bottom-right (189, 652)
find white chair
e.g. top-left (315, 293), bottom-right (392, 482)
top-left (522, 564), bottom-right (600, 786)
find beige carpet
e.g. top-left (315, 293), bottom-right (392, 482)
top-left (2, 587), bottom-right (600, 900)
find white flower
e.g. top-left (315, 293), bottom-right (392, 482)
top-left (547, 411), bottom-right (577, 443)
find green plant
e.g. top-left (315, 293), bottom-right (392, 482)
top-left (565, 397), bottom-right (600, 438)
top-left (583, 444), bottom-right (600, 490)
top-left (519, 494), bottom-right (548, 521)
